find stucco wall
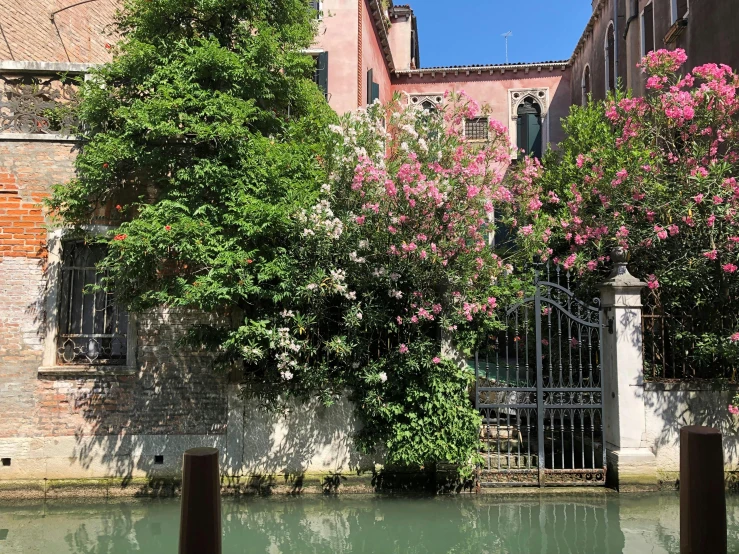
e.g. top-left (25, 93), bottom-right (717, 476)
top-left (361, 0), bottom-right (392, 106)
top-left (644, 382), bottom-right (739, 485)
top-left (392, 69), bottom-right (571, 147)
top-left (313, 0), bottom-right (361, 114)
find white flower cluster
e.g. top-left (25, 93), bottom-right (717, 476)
top-left (388, 289), bottom-right (403, 300)
top-left (307, 200), bottom-right (343, 240)
top-left (349, 251), bottom-right (366, 264)
top-left (273, 326), bottom-right (301, 381)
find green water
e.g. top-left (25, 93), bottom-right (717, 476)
top-left (1, 493), bottom-right (738, 553)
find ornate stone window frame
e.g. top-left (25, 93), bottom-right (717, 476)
top-left (507, 88), bottom-right (550, 160)
top-left (408, 93), bottom-right (444, 111)
top-left (39, 226), bottom-right (137, 377)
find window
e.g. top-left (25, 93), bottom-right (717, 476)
top-left (309, 0), bottom-right (322, 20)
top-left (516, 97), bottom-right (542, 160)
top-left (641, 3), bottom-right (655, 57)
top-left (57, 241), bottom-right (128, 365)
top-left (313, 52), bottom-right (329, 98)
top-left (605, 22), bottom-right (616, 93)
top-left (671, 0), bottom-right (689, 23)
top-left (366, 69), bottom-right (380, 105)
top-left (465, 117), bottom-right (489, 141)
top-left (409, 94), bottom-right (442, 113)
top-left (581, 65), bottom-right (591, 106)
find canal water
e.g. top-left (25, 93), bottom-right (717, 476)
top-left (1, 493), bottom-right (738, 553)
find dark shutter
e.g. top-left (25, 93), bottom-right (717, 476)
top-left (643, 4), bottom-right (654, 55)
top-left (367, 69), bottom-right (380, 105)
top-left (607, 24), bottom-right (616, 92)
top-left (517, 99), bottom-right (542, 160)
top-left (315, 52), bottom-right (328, 98)
top-left (309, 0), bottom-right (320, 17)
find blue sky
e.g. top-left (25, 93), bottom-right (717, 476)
top-left (412, 1), bottom-right (593, 67)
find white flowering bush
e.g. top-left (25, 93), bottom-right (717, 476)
top-left (221, 92), bottom-right (528, 470)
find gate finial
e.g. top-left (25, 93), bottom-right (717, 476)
top-left (601, 247), bottom-right (645, 287)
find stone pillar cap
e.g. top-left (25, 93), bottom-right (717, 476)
top-left (598, 247), bottom-right (646, 289)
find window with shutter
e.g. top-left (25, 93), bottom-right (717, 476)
top-left (313, 52), bottom-right (329, 98)
top-left (57, 241), bottom-right (128, 365)
top-left (516, 98), bottom-right (542, 160)
top-left (309, 1), bottom-right (322, 19)
top-left (642, 3), bottom-right (655, 56)
top-left (367, 69), bottom-right (380, 105)
top-left (605, 22), bottom-right (616, 92)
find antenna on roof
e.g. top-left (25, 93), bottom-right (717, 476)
top-left (501, 31), bottom-right (512, 64)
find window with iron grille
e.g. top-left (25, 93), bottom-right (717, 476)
top-left (57, 241), bottom-right (128, 365)
top-left (465, 117), bottom-right (489, 140)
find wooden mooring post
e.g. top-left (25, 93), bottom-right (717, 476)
top-left (179, 447), bottom-right (222, 554)
top-left (680, 426), bottom-right (726, 554)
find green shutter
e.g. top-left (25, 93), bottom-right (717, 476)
top-left (316, 52), bottom-right (328, 98)
top-left (367, 69), bottom-right (380, 105)
top-left (527, 114), bottom-right (542, 159)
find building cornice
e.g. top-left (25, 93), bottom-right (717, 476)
top-left (367, 0), bottom-right (395, 73)
top-left (394, 61), bottom-right (569, 78)
top-left (569, 0), bottom-right (608, 63)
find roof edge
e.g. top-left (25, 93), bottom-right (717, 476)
top-left (569, 0), bottom-right (608, 63)
top-left (394, 61), bottom-right (570, 75)
top-left (367, 0), bottom-right (396, 73)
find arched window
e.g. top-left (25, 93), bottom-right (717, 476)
top-left (605, 22), bottom-right (616, 93)
top-left (421, 100), bottom-right (437, 114)
top-left (581, 65), bottom-right (591, 106)
top-left (516, 97), bottom-right (542, 160)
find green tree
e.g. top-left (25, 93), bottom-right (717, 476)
top-left (50, 0), bottom-right (335, 343)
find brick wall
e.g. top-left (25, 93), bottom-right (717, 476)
top-left (0, 0), bottom-right (118, 63)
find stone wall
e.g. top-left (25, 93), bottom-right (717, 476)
top-left (644, 382), bottom-right (739, 487)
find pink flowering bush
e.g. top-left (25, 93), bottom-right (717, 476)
top-left (508, 49), bottom-right (739, 378)
top-left (246, 93), bottom-right (527, 469)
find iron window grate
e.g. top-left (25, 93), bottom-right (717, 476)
top-left (465, 117), bottom-right (489, 140)
top-left (57, 241), bottom-right (128, 365)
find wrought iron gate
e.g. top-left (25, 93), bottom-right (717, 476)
top-left (474, 264), bottom-right (606, 487)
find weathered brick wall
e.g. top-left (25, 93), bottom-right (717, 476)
top-left (33, 310), bottom-right (229, 439)
top-left (0, 0), bottom-right (118, 63)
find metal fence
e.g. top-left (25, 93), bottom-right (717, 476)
top-left (642, 290), bottom-right (738, 380)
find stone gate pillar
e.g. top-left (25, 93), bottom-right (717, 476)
top-left (599, 248), bottom-right (657, 491)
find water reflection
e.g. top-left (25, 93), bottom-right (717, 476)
top-left (2, 493), bottom-right (739, 553)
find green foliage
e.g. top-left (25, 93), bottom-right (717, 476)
top-left (49, 0), bottom-right (527, 471)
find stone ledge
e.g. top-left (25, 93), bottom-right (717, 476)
top-left (0, 60), bottom-right (95, 73)
top-left (0, 133), bottom-right (80, 142)
top-left (37, 365), bottom-right (138, 377)
top-left (0, 473), bottom-right (387, 499)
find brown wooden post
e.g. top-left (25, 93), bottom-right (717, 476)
top-left (680, 426), bottom-right (726, 554)
top-left (179, 447), bottom-right (222, 554)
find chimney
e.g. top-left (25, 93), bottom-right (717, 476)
top-left (387, 4), bottom-right (419, 71)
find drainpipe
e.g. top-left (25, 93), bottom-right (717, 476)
top-left (623, 0), bottom-right (638, 39)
